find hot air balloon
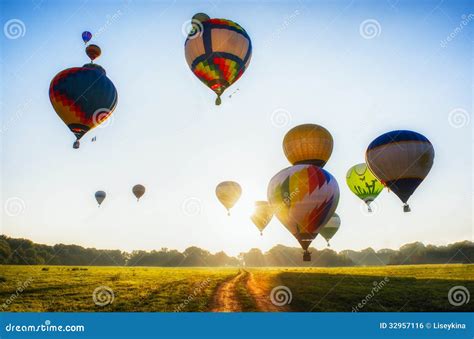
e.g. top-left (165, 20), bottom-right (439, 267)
top-left (319, 213), bottom-right (340, 247)
top-left (95, 191), bottom-right (106, 207)
top-left (82, 31), bottom-right (92, 44)
top-left (346, 163), bottom-right (384, 212)
top-left (184, 13), bottom-right (252, 105)
top-left (366, 130), bottom-right (434, 212)
top-left (86, 44), bottom-right (101, 62)
top-left (216, 181), bottom-right (242, 215)
top-left (132, 184), bottom-right (146, 201)
top-left (49, 63), bottom-right (118, 148)
top-left (250, 201), bottom-right (273, 235)
top-left (268, 164), bottom-right (340, 261)
top-left (283, 124), bottom-right (333, 167)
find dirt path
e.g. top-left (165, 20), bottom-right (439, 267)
top-left (246, 271), bottom-right (290, 312)
top-left (211, 269), bottom-right (248, 312)
top-left (211, 269), bottom-right (290, 312)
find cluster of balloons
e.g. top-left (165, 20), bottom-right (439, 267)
top-left (95, 184), bottom-right (146, 207)
top-left (267, 124), bottom-right (340, 261)
top-left (184, 13), bottom-right (252, 105)
top-left (50, 31), bottom-right (117, 149)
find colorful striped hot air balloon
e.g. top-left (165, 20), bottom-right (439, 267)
top-left (366, 130), bottom-right (434, 212)
top-left (283, 124), bottom-right (334, 167)
top-left (49, 63), bottom-right (118, 148)
top-left (267, 164), bottom-right (340, 261)
top-left (184, 13), bottom-right (252, 105)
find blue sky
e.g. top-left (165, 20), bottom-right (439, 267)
top-left (1, 0), bottom-right (472, 256)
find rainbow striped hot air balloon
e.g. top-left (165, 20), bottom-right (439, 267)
top-left (268, 164), bottom-right (339, 261)
top-left (366, 130), bottom-right (434, 212)
top-left (184, 13), bottom-right (252, 105)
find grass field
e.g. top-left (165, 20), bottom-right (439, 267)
top-left (0, 264), bottom-right (472, 312)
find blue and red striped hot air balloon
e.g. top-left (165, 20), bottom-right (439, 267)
top-left (366, 130), bottom-right (434, 212)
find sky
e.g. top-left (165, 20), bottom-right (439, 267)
top-left (1, 0), bottom-right (472, 256)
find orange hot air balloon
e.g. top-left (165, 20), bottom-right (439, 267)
top-left (250, 201), bottom-right (273, 235)
top-left (283, 124), bottom-right (334, 167)
top-left (86, 44), bottom-right (101, 62)
top-left (215, 181), bottom-right (242, 215)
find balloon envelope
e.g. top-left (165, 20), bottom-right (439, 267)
top-left (132, 184), bottom-right (146, 201)
top-left (267, 164), bottom-right (339, 257)
top-left (250, 201), bottom-right (273, 234)
top-left (366, 130), bottom-right (434, 211)
top-left (346, 163), bottom-right (384, 211)
top-left (216, 181), bottom-right (242, 214)
top-left (319, 213), bottom-right (340, 245)
top-left (82, 31), bottom-right (92, 44)
top-left (86, 44), bottom-right (101, 61)
top-left (49, 64), bottom-right (117, 147)
top-left (184, 16), bottom-right (252, 105)
top-left (95, 191), bottom-right (106, 206)
top-left (283, 124), bottom-right (333, 167)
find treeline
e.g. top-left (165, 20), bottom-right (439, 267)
top-left (0, 235), bottom-right (472, 267)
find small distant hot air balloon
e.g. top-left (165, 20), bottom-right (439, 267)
top-left (82, 31), bottom-right (92, 44)
top-left (86, 44), bottom-right (101, 62)
top-left (184, 13), bottom-right (252, 105)
top-left (283, 124), bottom-right (334, 167)
top-left (250, 201), bottom-right (273, 235)
top-left (132, 184), bottom-right (146, 201)
top-left (216, 181), bottom-right (242, 215)
top-left (319, 213), bottom-right (340, 247)
top-left (346, 163), bottom-right (384, 212)
top-left (95, 191), bottom-right (106, 207)
top-left (49, 63), bottom-right (118, 148)
top-left (268, 164), bottom-right (340, 261)
top-left (366, 130), bottom-right (434, 212)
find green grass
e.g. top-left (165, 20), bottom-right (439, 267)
top-left (0, 266), bottom-right (237, 312)
top-left (0, 264), bottom-right (472, 312)
top-left (268, 264), bottom-right (474, 312)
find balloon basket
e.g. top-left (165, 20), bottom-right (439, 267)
top-left (73, 140), bottom-right (80, 149)
top-left (403, 204), bottom-right (411, 213)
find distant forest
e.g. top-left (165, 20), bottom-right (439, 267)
top-left (0, 235), bottom-right (472, 267)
